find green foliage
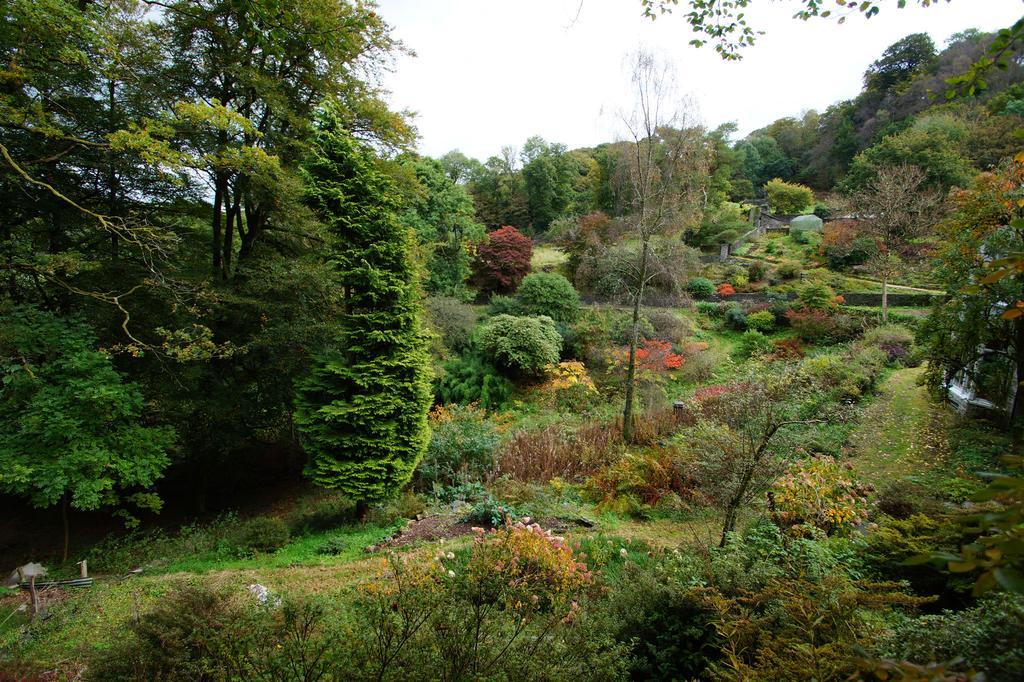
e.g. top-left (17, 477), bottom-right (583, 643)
top-left (600, 561), bottom-right (722, 680)
top-left (221, 517), bottom-right (291, 558)
top-left (879, 593), bottom-right (1024, 682)
top-left (0, 306), bottom-right (173, 523)
top-left (777, 261), bottom-right (803, 280)
top-left (419, 404), bottom-right (500, 488)
top-left (842, 115), bottom-right (975, 192)
top-left (687, 277), bottom-right (716, 300)
top-left (735, 330), bottom-right (773, 359)
top-left (400, 157), bottom-right (484, 299)
top-left (476, 314), bottom-right (562, 377)
top-left (294, 114), bottom-right (432, 504)
top-left (316, 536), bottom-right (349, 556)
top-left (723, 305), bottom-right (748, 331)
top-left (797, 282), bottom-right (838, 310)
top-left (765, 178), bottom-right (814, 214)
top-left (746, 310), bottom-right (776, 332)
top-left (435, 351), bottom-right (514, 410)
top-left (689, 201), bottom-right (749, 247)
top-left (859, 513), bottom-right (962, 597)
top-left (424, 296), bottom-right (477, 353)
top-left (514, 272), bottom-right (581, 324)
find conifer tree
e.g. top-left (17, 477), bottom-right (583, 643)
top-left (294, 108), bottom-right (432, 513)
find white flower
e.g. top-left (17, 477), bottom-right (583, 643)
top-left (446, 552), bottom-right (455, 560)
top-left (447, 570), bottom-right (456, 578)
top-left (619, 548), bottom-right (628, 557)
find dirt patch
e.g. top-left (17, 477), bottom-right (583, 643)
top-left (373, 515), bottom-right (483, 551)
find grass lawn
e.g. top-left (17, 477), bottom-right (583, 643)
top-left (531, 245), bottom-right (568, 273)
top-left (847, 366), bottom-right (953, 491)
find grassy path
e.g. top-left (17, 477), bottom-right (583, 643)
top-left (847, 366), bottom-right (952, 490)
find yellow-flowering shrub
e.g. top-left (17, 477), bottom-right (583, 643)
top-left (773, 456), bottom-right (872, 535)
top-left (536, 360), bottom-right (598, 410)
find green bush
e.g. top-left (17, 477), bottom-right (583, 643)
top-left (476, 314), bottom-right (562, 377)
top-left (777, 261), bottom-right (803, 280)
top-left (735, 330), bottom-right (774, 359)
top-left (419, 404), bottom-right (500, 488)
top-left (425, 296), bottom-right (477, 352)
top-left (486, 294), bottom-right (520, 316)
top-left (694, 301), bottom-right (720, 317)
top-left (514, 272), bottom-right (580, 324)
top-left (687, 277), bottom-right (716, 300)
top-left (879, 593), bottom-right (1024, 682)
top-left (601, 562), bottom-right (722, 680)
top-left (746, 310), bottom-right (776, 333)
top-left (766, 178), bottom-right (814, 214)
top-left (724, 306), bottom-right (748, 331)
top-left (858, 514), bottom-right (963, 597)
top-left (797, 282), bottom-right (838, 310)
top-left (221, 517), bottom-right (290, 558)
top-left (436, 351), bottom-right (514, 410)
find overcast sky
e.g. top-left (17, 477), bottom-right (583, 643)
top-left (376, 0), bottom-right (1023, 161)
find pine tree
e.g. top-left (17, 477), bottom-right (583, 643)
top-left (294, 107), bottom-right (432, 512)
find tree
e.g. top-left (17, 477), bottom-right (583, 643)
top-left (616, 51), bottom-right (710, 442)
top-left (140, 0), bottom-right (409, 280)
top-left (864, 33), bottom-right (937, 93)
top-left (471, 226), bottom-right (533, 294)
top-left (842, 115), bottom-right (975, 192)
top-left (0, 306), bottom-right (174, 561)
top-left (685, 368), bottom-right (828, 546)
top-left (919, 159), bottom-right (1024, 436)
top-left (765, 178), bottom-right (814, 215)
top-left (854, 164), bottom-right (942, 321)
top-left (400, 156), bottom-right (485, 300)
top-left (521, 137), bottom-right (578, 232)
top-left (293, 110), bottom-right (432, 515)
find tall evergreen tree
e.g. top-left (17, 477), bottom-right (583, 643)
top-left (294, 108), bottom-right (432, 512)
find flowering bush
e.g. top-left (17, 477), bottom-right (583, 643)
top-left (773, 456), bottom-right (872, 535)
top-left (716, 282), bottom-right (736, 297)
top-left (464, 522), bottom-right (593, 616)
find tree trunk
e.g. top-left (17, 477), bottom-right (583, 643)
top-left (356, 499), bottom-right (369, 524)
top-left (881, 277), bottom-right (889, 324)
top-left (1010, 316), bottom-right (1024, 449)
top-left (212, 176), bottom-right (224, 277)
top-left (622, 239), bottom-right (651, 443)
top-left (62, 492), bottom-right (70, 563)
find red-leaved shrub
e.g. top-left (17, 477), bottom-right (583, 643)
top-left (472, 226), bottom-right (533, 294)
top-left (716, 283), bottom-right (736, 297)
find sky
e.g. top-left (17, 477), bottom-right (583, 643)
top-left (376, 0), bottom-right (1023, 161)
